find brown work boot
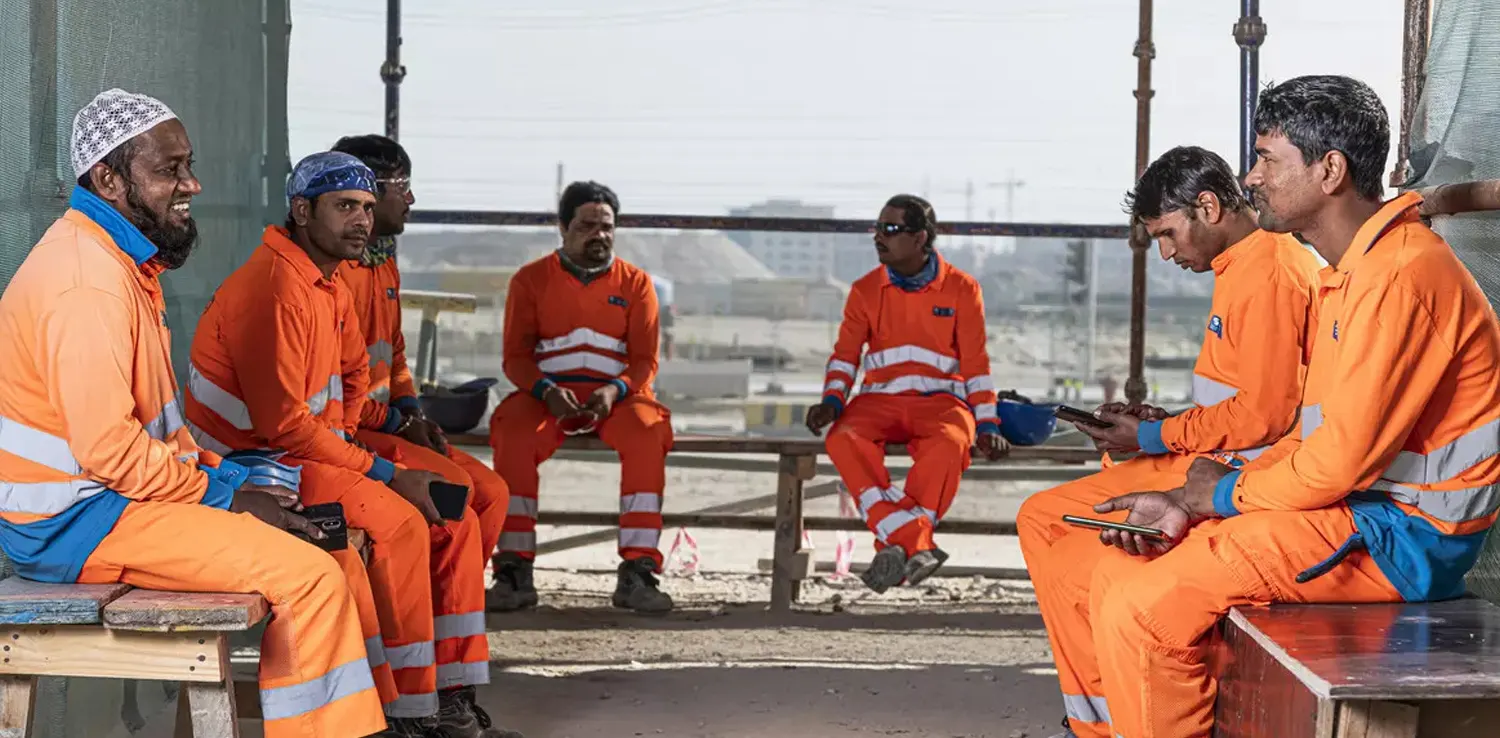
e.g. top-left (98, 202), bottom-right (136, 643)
top-left (612, 557), bottom-right (674, 613)
top-left (487, 554), bottom-right (538, 612)
top-left (434, 686), bottom-right (526, 738)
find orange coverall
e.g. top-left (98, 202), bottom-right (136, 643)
top-left (490, 252), bottom-right (674, 568)
top-left (0, 196), bottom-right (383, 737)
top-left (1040, 193), bottom-right (1500, 738)
top-left (1016, 229), bottom-right (1320, 735)
top-left (338, 257), bottom-right (510, 563)
top-left (820, 255), bottom-right (998, 555)
top-left (186, 226), bottom-right (488, 719)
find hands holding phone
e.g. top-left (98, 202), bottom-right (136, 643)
top-left (1089, 489), bottom-right (1195, 557)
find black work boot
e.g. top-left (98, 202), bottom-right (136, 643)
top-left (904, 547), bottom-right (949, 586)
top-left (434, 686), bottom-right (527, 738)
top-left (612, 557), bottom-right (674, 613)
top-left (861, 546), bottom-right (908, 593)
top-left (370, 714), bottom-right (437, 737)
top-left (487, 553), bottom-right (538, 612)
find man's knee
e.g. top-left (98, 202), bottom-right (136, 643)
top-left (276, 543), bottom-right (354, 606)
top-left (824, 424), bottom-right (870, 464)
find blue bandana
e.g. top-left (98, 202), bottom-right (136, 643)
top-left (286, 151), bottom-right (377, 202)
top-left (887, 252), bottom-right (940, 291)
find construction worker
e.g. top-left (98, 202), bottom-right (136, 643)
top-left (489, 180), bottom-right (675, 614)
top-left (185, 152), bottom-right (517, 738)
top-left (0, 90), bottom-right (385, 737)
top-left (1015, 145), bottom-right (1322, 737)
top-left (328, 134), bottom-right (513, 609)
top-left (805, 194), bottom-right (1008, 593)
top-left (1038, 75), bottom-right (1500, 738)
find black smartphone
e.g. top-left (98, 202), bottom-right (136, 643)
top-left (429, 481), bottom-right (471, 521)
top-left (1055, 404), bottom-right (1114, 429)
top-left (1062, 514), bottom-right (1167, 541)
top-left (290, 502), bottom-right (348, 551)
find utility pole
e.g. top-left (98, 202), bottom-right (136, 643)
top-left (1125, 0), bottom-right (1155, 406)
top-left (382, 0), bottom-right (406, 139)
top-left (994, 170), bottom-right (1026, 221)
top-left (1235, 1), bottom-right (1266, 179)
top-left (555, 162), bottom-right (565, 205)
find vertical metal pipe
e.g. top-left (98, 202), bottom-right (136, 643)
top-left (1393, 0), bottom-right (1431, 188)
top-left (1125, 0), bottom-right (1155, 406)
top-left (382, 0), bottom-right (406, 140)
top-left (28, 0), bottom-right (60, 241)
top-left (264, 0), bottom-right (291, 221)
top-left (1234, 1), bottom-right (1265, 179)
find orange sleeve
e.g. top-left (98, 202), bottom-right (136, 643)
top-left (39, 288), bottom-right (209, 503)
top-left (228, 293), bottom-right (380, 475)
top-left (337, 290), bottom-right (373, 435)
top-left (502, 270), bottom-right (548, 396)
top-left (1156, 270), bottom-right (1311, 454)
top-left (821, 287), bottom-right (868, 410)
top-left (616, 273), bottom-right (660, 394)
top-left (957, 280), bottom-right (998, 433)
top-left (1216, 284), bottom-right (1449, 515)
top-left (389, 267), bottom-right (418, 405)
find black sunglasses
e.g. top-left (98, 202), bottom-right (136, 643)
top-left (875, 222), bottom-right (918, 235)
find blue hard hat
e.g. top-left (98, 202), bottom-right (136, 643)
top-left (997, 400), bottom-right (1060, 446)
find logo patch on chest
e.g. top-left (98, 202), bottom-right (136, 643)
top-left (386, 287), bottom-right (397, 300)
top-left (608, 295), bottom-right (628, 308)
top-left (1208, 315), bottom-right (1223, 339)
top-left (932, 306), bottom-right (955, 318)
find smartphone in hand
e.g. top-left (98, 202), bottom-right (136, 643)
top-left (1061, 514), bottom-right (1166, 541)
top-left (1055, 405), bottom-right (1115, 429)
top-left (290, 502), bottom-right (349, 551)
top-left (429, 481), bottom-right (471, 521)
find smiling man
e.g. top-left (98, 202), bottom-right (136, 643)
top-left (1016, 145), bottom-right (1321, 738)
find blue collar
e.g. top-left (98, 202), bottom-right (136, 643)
top-left (886, 253), bottom-right (939, 291)
top-left (68, 187), bottom-right (158, 266)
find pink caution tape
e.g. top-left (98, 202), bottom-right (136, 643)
top-left (832, 482), bottom-right (858, 579)
top-left (663, 526), bottom-right (700, 577)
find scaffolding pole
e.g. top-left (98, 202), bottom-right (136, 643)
top-left (1125, 0), bottom-right (1155, 405)
top-left (1394, 0), bottom-right (1432, 187)
top-left (1234, 1), bottom-right (1265, 179)
top-left (382, 0), bottom-right (405, 140)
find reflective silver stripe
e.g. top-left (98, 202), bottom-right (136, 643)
top-left (259, 658), bottom-right (376, 722)
top-left (142, 398), bottom-right (187, 441)
top-left (307, 374), bottom-right (343, 417)
top-left (915, 506), bottom-right (939, 524)
top-left (536, 327), bottom-right (627, 355)
top-left (824, 379), bottom-right (849, 395)
top-left (1063, 693), bottom-right (1111, 725)
top-left (973, 403), bottom-right (998, 422)
top-left (863, 345), bottom-right (959, 374)
top-left (187, 421), bottom-right (236, 456)
top-left (0, 478), bottom-right (107, 515)
top-left (188, 364), bottom-right (253, 430)
top-left (537, 352), bottom-right (627, 376)
top-left (333, 428), bottom-right (349, 442)
top-left (1382, 417), bottom-right (1500, 486)
top-left (385, 640), bottom-right (435, 670)
top-left (857, 486), bottom-right (905, 521)
top-left (367, 385), bottom-right (391, 403)
top-left (861, 375), bottom-right (964, 396)
top-left (875, 508), bottom-right (923, 543)
top-left (367, 339), bottom-right (395, 367)
top-left (385, 691), bottom-right (438, 719)
top-left (365, 636), bottom-right (388, 670)
top-left (436, 661), bottom-right (490, 689)
top-left (826, 359), bottom-right (857, 378)
top-left (1301, 404), bottom-right (1323, 438)
top-left (1192, 374), bottom-right (1239, 407)
top-left (1369, 479), bottom-right (1500, 524)
top-left (434, 612), bottom-right (486, 641)
top-left (507, 496), bottom-right (538, 519)
top-left (619, 527), bottom-right (660, 550)
top-left (621, 492), bottom-right (661, 514)
top-left (965, 375), bottom-right (995, 395)
top-left (499, 531), bottom-right (536, 553)
top-left (0, 414), bottom-right (81, 475)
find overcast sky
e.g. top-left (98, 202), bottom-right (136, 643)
top-left (287, 0), bottom-right (1404, 227)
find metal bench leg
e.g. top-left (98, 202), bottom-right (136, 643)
top-left (0, 675), bottom-right (37, 738)
top-left (173, 635), bottom-right (239, 738)
top-left (771, 453), bottom-right (816, 612)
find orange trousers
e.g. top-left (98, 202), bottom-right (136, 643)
top-left (824, 394), bottom-right (975, 555)
top-left (1019, 459), bottom-right (1404, 738)
top-left (292, 457), bottom-right (489, 719)
top-left (355, 429), bottom-right (511, 562)
top-left (489, 391), bottom-right (674, 568)
top-left (79, 503), bottom-right (385, 738)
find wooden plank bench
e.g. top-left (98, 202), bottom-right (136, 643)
top-left (449, 432), bottom-right (1102, 611)
top-left (1215, 598), bottom-right (1500, 737)
top-left (0, 529), bottom-right (370, 738)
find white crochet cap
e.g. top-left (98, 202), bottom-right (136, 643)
top-left (70, 88), bottom-right (179, 179)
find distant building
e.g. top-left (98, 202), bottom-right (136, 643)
top-left (728, 199), bottom-right (872, 282)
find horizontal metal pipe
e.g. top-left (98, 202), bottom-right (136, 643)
top-left (538, 510), bottom-right (1018, 536)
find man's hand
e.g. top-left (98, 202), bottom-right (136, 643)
top-left (542, 385), bottom-right (583, 420)
top-left (976, 432), bottom-right (1010, 461)
top-left (1092, 490), bottom-right (1194, 557)
top-left (397, 415), bottom-right (446, 453)
top-left (240, 481), bottom-right (302, 512)
top-left (581, 384), bottom-right (621, 424)
top-left (805, 401), bottom-right (840, 437)
top-left (349, 435), bottom-right (372, 453)
top-left (1097, 402), bottom-right (1170, 421)
top-left (389, 468), bottom-right (444, 525)
top-left (230, 488), bottom-right (325, 541)
top-left (1181, 457), bottom-right (1235, 516)
top-left (1076, 409), bottom-right (1143, 453)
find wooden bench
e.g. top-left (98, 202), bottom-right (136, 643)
top-left (0, 529), bottom-right (370, 738)
top-left (449, 432), bottom-right (1102, 611)
top-left (1215, 598), bottom-right (1500, 737)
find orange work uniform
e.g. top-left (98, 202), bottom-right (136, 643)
top-left (1043, 193), bottom-right (1500, 738)
top-left (185, 226), bottom-right (488, 719)
top-left (489, 252), bottom-right (674, 568)
top-left (1016, 229), bottom-right (1320, 735)
top-left (338, 253), bottom-right (511, 564)
top-left (820, 254), bottom-right (997, 555)
top-left (0, 191), bottom-right (383, 737)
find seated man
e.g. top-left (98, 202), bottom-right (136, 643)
top-left (0, 90), bottom-right (384, 738)
top-left (488, 181), bottom-right (675, 614)
top-left (1016, 146), bottom-right (1320, 735)
top-left (185, 152), bottom-right (513, 738)
top-left (1035, 75), bottom-right (1500, 738)
top-left (806, 194), bottom-right (1007, 592)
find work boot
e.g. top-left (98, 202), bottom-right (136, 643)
top-left (612, 557), bottom-right (674, 613)
top-left (904, 547), bottom-right (949, 586)
top-left (434, 686), bottom-right (527, 738)
top-left (369, 715), bottom-right (437, 737)
top-left (487, 553), bottom-right (538, 612)
top-left (861, 546), bottom-right (907, 593)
